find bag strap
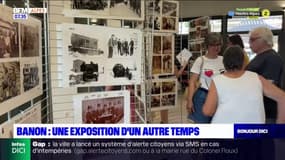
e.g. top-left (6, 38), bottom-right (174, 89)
top-left (198, 56), bottom-right (204, 78)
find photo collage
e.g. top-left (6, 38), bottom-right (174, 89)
top-left (61, 23), bottom-right (142, 87)
top-left (152, 34), bottom-right (174, 75)
top-left (188, 16), bottom-right (210, 60)
top-left (151, 78), bottom-right (177, 111)
top-left (146, 0), bottom-right (179, 33)
top-left (0, 5), bottom-right (42, 114)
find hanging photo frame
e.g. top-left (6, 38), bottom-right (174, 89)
top-left (59, 23), bottom-right (142, 88)
top-left (151, 33), bottom-right (174, 76)
top-left (73, 90), bottom-right (130, 124)
top-left (146, 0), bottom-right (179, 33)
top-left (150, 78), bottom-right (177, 111)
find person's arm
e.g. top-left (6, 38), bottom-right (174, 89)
top-left (186, 73), bottom-right (199, 113)
top-left (259, 76), bottom-right (285, 123)
top-left (202, 81), bottom-right (218, 116)
top-left (174, 61), bottom-right (188, 78)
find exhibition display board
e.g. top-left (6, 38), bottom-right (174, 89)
top-left (0, 4), bottom-right (43, 115)
top-left (60, 23), bottom-right (142, 87)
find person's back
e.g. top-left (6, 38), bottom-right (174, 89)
top-left (212, 71), bottom-right (265, 123)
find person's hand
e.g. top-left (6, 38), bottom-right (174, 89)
top-left (186, 99), bottom-right (195, 114)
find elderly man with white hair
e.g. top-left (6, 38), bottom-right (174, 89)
top-left (246, 27), bottom-right (284, 123)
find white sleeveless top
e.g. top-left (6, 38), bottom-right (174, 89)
top-left (211, 71), bottom-right (265, 123)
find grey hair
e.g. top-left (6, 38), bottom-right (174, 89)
top-left (250, 27), bottom-right (273, 47)
top-left (205, 32), bottom-right (223, 47)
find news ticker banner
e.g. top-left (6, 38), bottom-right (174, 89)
top-left (0, 138), bottom-right (283, 160)
top-left (13, 124), bottom-right (285, 139)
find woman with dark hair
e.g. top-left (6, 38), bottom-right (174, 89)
top-left (228, 34), bottom-right (249, 67)
top-left (186, 32), bottom-right (225, 123)
top-left (202, 46), bottom-right (285, 123)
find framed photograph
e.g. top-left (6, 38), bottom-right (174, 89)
top-left (21, 58), bottom-right (41, 93)
top-left (151, 33), bottom-right (174, 76)
top-left (0, 19), bottom-right (19, 58)
top-left (150, 78), bottom-right (177, 111)
top-left (63, 0), bottom-right (145, 21)
top-left (60, 23), bottom-right (142, 87)
top-left (0, 61), bottom-right (21, 103)
top-left (73, 90), bottom-right (130, 124)
top-left (188, 16), bottom-right (210, 41)
top-left (146, 0), bottom-right (179, 33)
top-left (0, 5), bottom-right (42, 115)
top-left (20, 24), bottom-right (40, 57)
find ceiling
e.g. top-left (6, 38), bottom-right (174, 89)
top-left (178, 1), bottom-right (285, 18)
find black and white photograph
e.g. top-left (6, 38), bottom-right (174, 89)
top-left (0, 61), bottom-right (20, 103)
top-left (21, 24), bottom-right (40, 57)
top-left (73, 90), bottom-right (130, 124)
top-left (146, 15), bottom-right (161, 30)
top-left (22, 62), bottom-right (39, 92)
top-left (72, 0), bottom-right (108, 10)
top-left (147, 0), bottom-right (161, 15)
top-left (107, 34), bottom-right (136, 58)
top-left (61, 23), bottom-right (142, 87)
top-left (64, 0), bottom-right (145, 20)
top-left (0, 20), bottom-right (19, 58)
top-left (162, 1), bottom-right (178, 17)
top-left (69, 33), bottom-right (104, 56)
top-left (112, 63), bottom-right (134, 80)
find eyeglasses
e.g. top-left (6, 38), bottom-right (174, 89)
top-left (249, 37), bottom-right (261, 42)
top-left (209, 43), bottom-right (221, 47)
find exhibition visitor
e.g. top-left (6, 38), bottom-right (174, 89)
top-left (246, 27), bottom-right (285, 123)
top-left (203, 46), bottom-right (285, 123)
top-left (186, 32), bottom-right (224, 123)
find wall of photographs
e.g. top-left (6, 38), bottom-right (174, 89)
top-left (0, 5), bottom-right (42, 115)
top-left (48, 1), bottom-right (145, 124)
top-left (48, 0), bottom-right (179, 124)
top-left (63, 0), bottom-right (145, 20)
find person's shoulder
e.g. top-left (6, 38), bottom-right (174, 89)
top-left (261, 50), bottom-right (283, 65)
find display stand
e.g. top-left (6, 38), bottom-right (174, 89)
top-left (144, 0), bottom-right (179, 123)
